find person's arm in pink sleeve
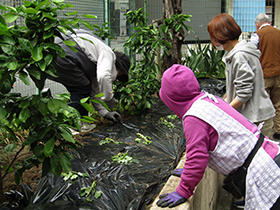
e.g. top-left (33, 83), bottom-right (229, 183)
top-left (176, 116), bottom-right (217, 199)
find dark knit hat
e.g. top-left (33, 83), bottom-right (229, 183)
top-left (114, 51), bottom-right (130, 82)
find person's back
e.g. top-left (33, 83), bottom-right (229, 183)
top-left (50, 29), bottom-right (130, 129)
top-left (207, 13), bottom-right (275, 137)
top-left (223, 40), bottom-right (274, 123)
top-left (251, 13), bottom-right (280, 140)
top-left (157, 64), bottom-right (280, 210)
top-left (255, 25), bottom-right (280, 77)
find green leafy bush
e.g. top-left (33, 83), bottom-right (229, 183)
top-left (0, 0), bottom-right (99, 198)
top-left (114, 8), bottom-right (192, 114)
top-left (113, 9), bottom-right (165, 114)
top-left (182, 39), bottom-right (225, 78)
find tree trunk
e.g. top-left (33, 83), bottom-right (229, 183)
top-left (161, 0), bottom-right (183, 75)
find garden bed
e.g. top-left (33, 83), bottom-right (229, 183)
top-left (1, 98), bottom-right (185, 210)
top-left (1, 78), bottom-right (226, 210)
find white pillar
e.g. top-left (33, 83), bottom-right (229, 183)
top-left (275, 0), bottom-right (280, 27)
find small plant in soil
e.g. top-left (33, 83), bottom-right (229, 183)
top-left (80, 180), bottom-right (102, 202)
top-left (61, 171), bottom-right (102, 202)
top-left (159, 117), bottom-right (175, 129)
top-left (111, 152), bottom-right (139, 164)
top-left (166, 115), bottom-right (179, 120)
top-left (99, 137), bottom-right (123, 145)
top-left (135, 133), bottom-right (152, 145)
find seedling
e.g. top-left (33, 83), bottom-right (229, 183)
top-left (135, 138), bottom-right (142, 143)
top-left (80, 181), bottom-right (102, 202)
top-left (166, 115), bottom-right (179, 120)
top-left (99, 137), bottom-right (123, 145)
top-left (111, 152), bottom-right (139, 164)
top-left (61, 171), bottom-right (90, 183)
top-left (135, 133), bottom-right (152, 145)
top-left (159, 117), bottom-right (175, 129)
top-left (61, 171), bottom-right (102, 202)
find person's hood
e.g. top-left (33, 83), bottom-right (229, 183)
top-left (224, 40), bottom-right (261, 62)
top-left (159, 64), bottom-right (201, 119)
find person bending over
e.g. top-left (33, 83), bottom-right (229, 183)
top-left (50, 29), bottom-right (130, 132)
top-left (157, 64), bottom-right (280, 210)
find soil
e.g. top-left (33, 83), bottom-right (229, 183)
top-left (0, 113), bottom-right (132, 207)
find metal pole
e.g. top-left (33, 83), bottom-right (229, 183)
top-left (144, 0), bottom-right (147, 26)
top-left (104, 0), bottom-right (110, 46)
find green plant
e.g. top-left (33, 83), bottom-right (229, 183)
top-left (135, 133), bottom-right (152, 145)
top-left (161, 13), bottom-right (192, 35)
top-left (80, 180), bottom-right (102, 202)
top-left (114, 8), bottom-right (193, 114)
top-left (111, 152), bottom-right (139, 164)
top-left (182, 39), bottom-right (225, 79)
top-left (113, 8), bottom-right (167, 114)
top-left (99, 137), bottom-right (123, 145)
top-left (159, 117), bottom-right (175, 129)
top-left (61, 171), bottom-right (102, 202)
top-left (124, 8), bottom-right (149, 27)
top-left (0, 0), bottom-right (102, 199)
top-left (166, 115), bottom-right (179, 120)
top-left (1, 91), bottom-right (81, 182)
top-left (91, 22), bottom-right (113, 40)
top-left (61, 170), bottom-right (89, 182)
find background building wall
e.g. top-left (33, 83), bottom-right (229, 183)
top-left (232, 0), bottom-right (265, 32)
top-left (274, 0), bottom-right (280, 27)
top-left (1, 0), bottom-right (279, 96)
top-left (181, 0), bottom-right (222, 42)
top-left (135, 0), bottom-right (223, 42)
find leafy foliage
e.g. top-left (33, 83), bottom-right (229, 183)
top-left (114, 9), bottom-right (163, 114)
top-left (161, 13), bottom-right (193, 42)
top-left (0, 0), bottom-right (96, 93)
top-left (111, 152), bottom-right (139, 164)
top-left (135, 133), bottom-right (152, 145)
top-left (166, 114), bottom-right (179, 120)
top-left (80, 181), bottom-right (102, 202)
top-left (0, 92), bottom-right (82, 184)
top-left (0, 0), bottom-right (100, 192)
top-left (61, 171), bottom-right (102, 202)
top-left (114, 8), bottom-right (193, 114)
top-left (91, 22), bottom-right (113, 40)
top-left (182, 39), bottom-right (226, 78)
top-left (62, 170), bottom-right (90, 182)
top-left (159, 117), bottom-right (175, 129)
top-left (99, 137), bottom-right (123, 145)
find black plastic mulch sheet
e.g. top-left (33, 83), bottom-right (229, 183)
top-left (2, 78), bottom-right (225, 210)
top-left (2, 99), bottom-right (185, 210)
top-left (198, 77), bottom-right (226, 97)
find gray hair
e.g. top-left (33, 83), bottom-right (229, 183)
top-left (255, 13), bottom-right (271, 24)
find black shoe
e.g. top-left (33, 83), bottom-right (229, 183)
top-left (273, 132), bottom-right (280, 140)
top-left (234, 200), bottom-right (245, 209)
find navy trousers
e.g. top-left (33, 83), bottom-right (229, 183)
top-left (65, 84), bottom-right (91, 117)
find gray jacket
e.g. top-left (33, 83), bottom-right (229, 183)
top-left (224, 40), bottom-right (275, 122)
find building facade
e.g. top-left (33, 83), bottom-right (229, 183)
top-left (1, 0), bottom-right (278, 95)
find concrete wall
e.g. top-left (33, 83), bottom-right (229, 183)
top-left (147, 153), bottom-right (232, 210)
top-left (191, 167), bottom-right (224, 210)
